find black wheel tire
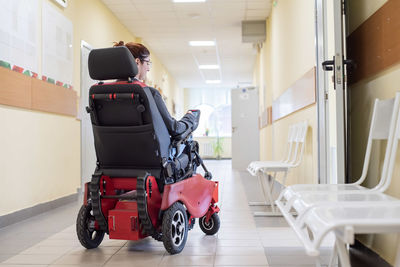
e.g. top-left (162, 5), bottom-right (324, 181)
top-left (76, 204), bottom-right (105, 249)
top-left (162, 202), bottom-right (188, 254)
top-left (199, 213), bottom-right (220, 235)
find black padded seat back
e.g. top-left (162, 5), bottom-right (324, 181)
top-left (89, 83), bottom-right (162, 169)
top-left (87, 46), bottom-right (171, 172)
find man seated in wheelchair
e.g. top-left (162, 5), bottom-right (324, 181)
top-left (77, 42), bottom-right (219, 254)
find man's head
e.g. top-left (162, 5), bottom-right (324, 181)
top-left (114, 41), bottom-right (151, 81)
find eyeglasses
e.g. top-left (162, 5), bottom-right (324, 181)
top-left (142, 59), bottom-right (152, 66)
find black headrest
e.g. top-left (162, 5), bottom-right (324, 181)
top-left (88, 46), bottom-right (138, 80)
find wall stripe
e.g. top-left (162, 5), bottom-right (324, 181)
top-left (348, 0), bottom-right (400, 84)
top-left (272, 67), bottom-right (316, 121)
top-left (0, 67), bottom-right (77, 117)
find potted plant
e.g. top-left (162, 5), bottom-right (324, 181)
top-left (213, 136), bottom-right (224, 160)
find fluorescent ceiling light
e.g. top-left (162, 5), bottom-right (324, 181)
top-left (189, 41), bottom-right (215, 46)
top-left (173, 0), bottom-right (206, 2)
top-left (199, 65), bottom-right (219, 69)
top-left (206, 80), bottom-right (221, 84)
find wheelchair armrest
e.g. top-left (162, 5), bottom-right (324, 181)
top-left (172, 128), bottom-right (192, 144)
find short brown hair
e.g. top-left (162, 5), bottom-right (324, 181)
top-left (113, 41), bottom-right (150, 62)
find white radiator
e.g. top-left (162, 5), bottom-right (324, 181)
top-left (201, 142), bottom-right (214, 158)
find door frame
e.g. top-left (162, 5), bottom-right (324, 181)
top-left (80, 40), bottom-right (93, 192)
top-left (315, 0), bottom-right (347, 185)
top-left (315, 0), bottom-right (329, 184)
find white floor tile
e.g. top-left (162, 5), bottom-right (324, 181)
top-left (214, 255), bottom-right (268, 266)
top-left (2, 254), bottom-right (62, 265)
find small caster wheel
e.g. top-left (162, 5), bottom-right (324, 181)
top-left (162, 202), bottom-right (188, 254)
top-left (199, 213), bottom-right (220, 235)
top-left (76, 204), bottom-right (105, 249)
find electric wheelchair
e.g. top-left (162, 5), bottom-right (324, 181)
top-left (76, 46), bottom-right (220, 254)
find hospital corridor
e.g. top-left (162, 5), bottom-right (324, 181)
top-left (1, 0), bottom-right (400, 266)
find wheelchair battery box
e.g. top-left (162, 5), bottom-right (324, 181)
top-left (108, 201), bottom-right (144, 240)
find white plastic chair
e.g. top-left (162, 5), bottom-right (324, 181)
top-left (277, 95), bottom-right (399, 214)
top-left (247, 124), bottom-right (298, 206)
top-left (247, 121), bottom-right (308, 216)
top-left (276, 92), bottom-right (400, 267)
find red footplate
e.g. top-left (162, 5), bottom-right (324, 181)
top-left (108, 201), bottom-right (145, 240)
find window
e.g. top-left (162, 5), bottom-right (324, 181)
top-left (186, 88), bottom-right (231, 137)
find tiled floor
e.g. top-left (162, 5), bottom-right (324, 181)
top-left (0, 160), bottom-right (336, 267)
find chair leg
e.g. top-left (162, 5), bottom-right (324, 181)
top-left (328, 242), bottom-right (338, 267)
top-left (335, 238), bottom-right (351, 267)
top-left (253, 172), bottom-right (282, 217)
top-left (269, 172), bottom-right (277, 213)
top-left (248, 172), bottom-right (271, 206)
top-left (282, 171), bottom-right (288, 186)
top-left (315, 258), bottom-right (322, 267)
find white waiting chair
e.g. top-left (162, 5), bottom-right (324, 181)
top-left (247, 124), bottom-right (298, 206)
top-left (276, 94), bottom-right (400, 217)
top-left (247, 121), bottom-right (308, 216)
top-left (276, 92), bottom-right (400, 267)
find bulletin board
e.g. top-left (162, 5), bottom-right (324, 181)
top-left (0, 0), bottom-right (77, 118)
top-left (42, 1), bottom-right (73, 88)
top-left (0, 0), bottom-right (39, 75)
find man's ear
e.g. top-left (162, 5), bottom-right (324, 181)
top-left (135, 58), bottom-right (140, 65)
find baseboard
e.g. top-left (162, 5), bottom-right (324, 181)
top-left (0, 192), bottom-right (78, 228)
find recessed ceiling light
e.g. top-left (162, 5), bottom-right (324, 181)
top-left (199, 65), bottom-right (219, 69)
top-left (173, 0), bottom-right (206, 2)
top-left (206, 80), bottom-right (221, 84)
top-left (189, 41), bottom-right (215, 46)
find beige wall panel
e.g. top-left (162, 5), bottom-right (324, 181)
top-left (264, 19), bottom-right (273, 109)
top-left (270, 0), bottom-right (315, 98)
top-left (259, 126), bottom-right (273, 161)
top-left (256, 0), bottom-right (317, 183)
top-left (273, 105), bottom-right (317, 186)
top-left (0, 107), bottom-right (80, 215)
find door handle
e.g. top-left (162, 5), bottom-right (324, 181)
top-left (323, 57), bottom-right (355, 71)
top-left (232, 127), bottom-right (237, 133)
top-left (322, 59), bottom-right (334, 71)
top-left (322, 56), bottom-right (336, 89)
top-left (322, 56), bottom-right (355, 89)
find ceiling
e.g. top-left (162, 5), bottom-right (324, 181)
top-left (101, 0), bottom-right (272, 90)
